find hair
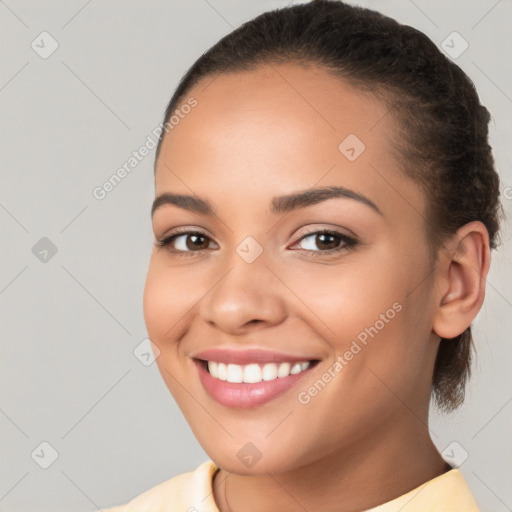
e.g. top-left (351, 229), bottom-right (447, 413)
top-left (154, 0), bottom-right (503, 413)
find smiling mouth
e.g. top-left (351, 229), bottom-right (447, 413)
top-left (196, 359), bottom-right (320, 384)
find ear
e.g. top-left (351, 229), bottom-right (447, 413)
top-left (432, 221), bottom-right (491, 339)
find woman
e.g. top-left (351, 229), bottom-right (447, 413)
top-left (103, 1), bottom-right (502, 510)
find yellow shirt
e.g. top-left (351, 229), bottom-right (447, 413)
top-left (100, 460), bottom-right (481, 511)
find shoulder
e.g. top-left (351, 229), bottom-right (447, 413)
top-left (365, 468), bottom-right (481, 512)
top-left (100, 460), bottom-right (220, 512)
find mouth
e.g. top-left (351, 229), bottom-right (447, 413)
top-left (193, 356), bottom-right (321, 408)
top-left (197, 359), bottom-right (319, 383)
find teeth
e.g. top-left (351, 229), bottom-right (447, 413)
top-left (277, 362), bottom-right (291, 377)
top-left (206, 360), bottom-right (312, 383)
top-left (218, 362), bottom-right (227, 380)
top-left (262, 363), bottom-right (278, 381)
top-left (290, 363), bottom-right (302, 375)
top-left (226, 363), bottom-right (243, 383)
top-left (243, 363), bottom-right (262, 383)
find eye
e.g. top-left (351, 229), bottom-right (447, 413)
top-left (154, 228), bottom-right (358, 257)
top-left (154, 230), bottom-right (216, 256)
top-left (291, 229), bottom-right (357, 254)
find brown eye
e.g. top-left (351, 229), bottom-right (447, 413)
top-left (314, 232), bottom-right (338, 250)
top-left (155, 231), bottom-right (215, 255)
top-left (293, 230), bottom-right (357, 254)
top-left (183, 233), bottom-right (210, 251)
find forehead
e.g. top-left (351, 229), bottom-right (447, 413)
top-left (155, 63), bottom-right (425, 223)
top-left (160, 62), bottom-right (392, 158)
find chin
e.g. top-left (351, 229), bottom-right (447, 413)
top-left (203, 439), bottom-right (306, 476)
top-left (212, 455), bottom-right (288, 476)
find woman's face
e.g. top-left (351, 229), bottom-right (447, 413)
top-left (144, 63), bottom-right (441, 474)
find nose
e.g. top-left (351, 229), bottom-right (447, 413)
top-left (199, 251), bottom-right (287, 335)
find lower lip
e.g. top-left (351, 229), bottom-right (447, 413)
top-left (194, 359), bottom-right (316, 408)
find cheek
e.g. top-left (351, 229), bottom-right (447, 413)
top-left (142, 257), bottom-right (200, 341)
top-left (143, 263), bottom-right (171, 340)
top-left (285, 244), bottom-right (432, 384)
top-left (279, 251), bottom-right (406, 344)
top-left (143, 260), bottom-right (192, 397)
top-left (325, 256), bottom-right (434, 403)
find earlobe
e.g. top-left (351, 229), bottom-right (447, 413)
top-left (432, 221), bottom-right (491, 339)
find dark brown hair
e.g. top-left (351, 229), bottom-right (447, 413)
top-left (154, 0), bottom-right (503, 412)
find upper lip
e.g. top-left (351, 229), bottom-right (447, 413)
top-left (192, 348), bottom-right (320, 365)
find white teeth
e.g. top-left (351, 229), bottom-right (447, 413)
top-left (218, 362), bottom-right (227, 380)
top-left (277, 362), bottom-right (291, 377)
top-left (226, 363), bottom-right (243, 383)
top-left (262, 363), bottom-right (278, 381)
top-left (208, 361), bottom-right (218, 376)
top-left (243, 363), bottom-right (262, 383)
top-left (206, 360), bottom-right (312, 383)
top-left (290, 363), bottom-right (302, 375)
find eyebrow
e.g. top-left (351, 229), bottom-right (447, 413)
top-left (151, 186), bottom-right (383, 218)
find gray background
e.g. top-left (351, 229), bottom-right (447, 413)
top-left (1, 1), bottom-right (511, 511)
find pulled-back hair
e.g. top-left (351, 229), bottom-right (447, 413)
top-left (154, 0), bottom-right (503, 412)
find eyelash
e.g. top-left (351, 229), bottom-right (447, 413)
top-left (154, 228), bottom-right (358, 258)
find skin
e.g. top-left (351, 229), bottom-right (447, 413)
top-left (143, 63), bottom-right (490, 512)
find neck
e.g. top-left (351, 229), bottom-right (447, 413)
top-left (213, 419), bottom-right (450, 512)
